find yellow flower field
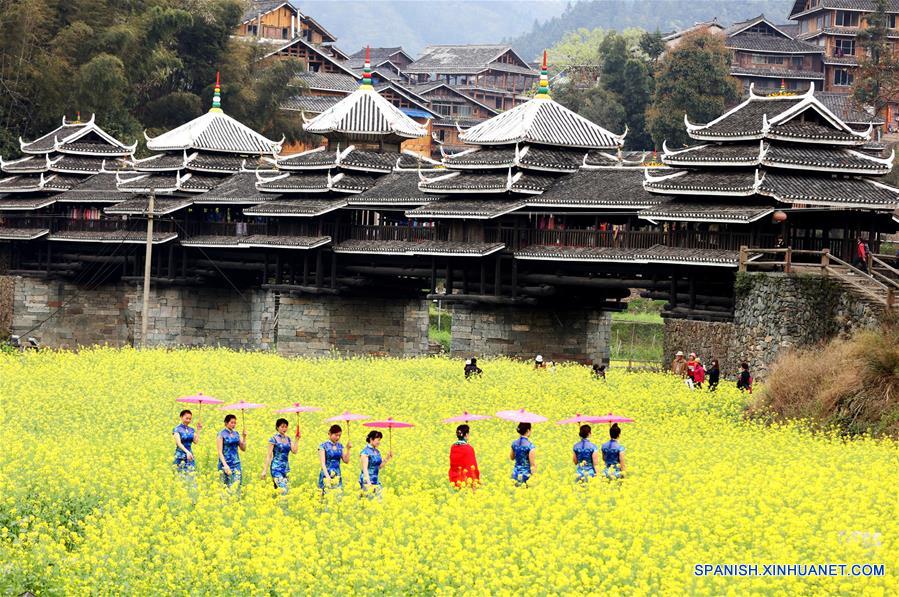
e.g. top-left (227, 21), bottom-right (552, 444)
top-left (0, 348), bottom-right (896, 595)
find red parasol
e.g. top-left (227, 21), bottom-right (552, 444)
top-left (587, 412), bottom-right (635, 424)
top-left (219, 401), bottom-right (266, 433)
top-left (175, 392), bottom-right (224, 429)
top-left (363, 417), bottom-right (414, 452)
top-left (274, 403), bottom-right (322, 436)
top-left (495, 409), bottom-right (548, 423)
top-left (442, 411), bottom-right (492, 423)
top-left (556, 413), bottom-right (605, 425)
top-left (324, 411), bottom-right (370, 443)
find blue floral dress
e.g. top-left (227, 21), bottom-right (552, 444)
top-left (601, 439), bottom-right (625, 479)
top-left (269, 433), bottom-right (293, 491)
top-left (173, 423), bottom-right (196, 472)
top-left (573, 438), bottom-right (598, 481)
top-left (319, 441), bottom-right (345, 489)
top-left (359, 445), bottom-right (383, 489)
top-left (511, 437), bottom-right (535, 484)
top-left (218, 428), bottom-right (242, 486)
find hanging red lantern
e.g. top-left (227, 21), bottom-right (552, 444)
top-left (772, 210), bottom-right (788, 223)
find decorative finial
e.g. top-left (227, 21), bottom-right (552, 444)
top-left (768, 77), bottom-right (796, 98)
top-left (361, 46), bottom-right (373, 89)
top-left (75, 111), bottom-right (81, 124)
top-left (210, 71), bottom-right (223, 113)
top-left (536, 50), bottom-right (550, 99)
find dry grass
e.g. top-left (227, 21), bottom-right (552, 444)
top-left (749, 322), bottom-right (899, 438)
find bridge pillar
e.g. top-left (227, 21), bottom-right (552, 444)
top-left (450, 304), bottom-right (611, 364)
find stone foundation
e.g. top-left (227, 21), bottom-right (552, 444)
top-left (664, 273), bottom-right (882, 380)
top-left (450, 305), bottom-right (611, 364)
top-left (8, 277), bottom-right (428, 357)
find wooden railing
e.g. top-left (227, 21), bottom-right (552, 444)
top-left (739, 246), bottom-right (897, 308)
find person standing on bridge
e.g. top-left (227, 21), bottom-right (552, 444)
top-left (855, 237), bottom-right (869, 273)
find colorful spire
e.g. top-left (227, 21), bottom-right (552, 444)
top-left (361, 46), bottom-right (373, 89)
top-left (210, 71), bottom-right (223, 113)
top-left (75, 111), bottom-right (82, 124)
top-left (536, 50), bottom-right (550, 99)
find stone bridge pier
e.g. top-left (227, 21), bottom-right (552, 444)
top-left (450, 304), bottom-right (612, 364)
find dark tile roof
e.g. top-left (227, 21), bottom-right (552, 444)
top-left (0, 176), bottom-right (49, 193)
top-left (768, 120), bottom-right (868, 143)
top-left (256, 172), bottom-right (330, 193)
top-left (1, 156), bottom-right (47, 174)
top-left (515, 244), bottom-right (741, 266)
top-left (348, 171), bottom-right (443, 205)
top-left (639, 200), bottom-right (774, 223)
top-left (243, 198), bottom-right (347, 217)
top-left (689, 97), bottom-right (803, 138)
top-left (644, 170), bottom-right (758, 195)
top-left (338, 150), bottom-right (397, 173)
top-left (763, 145), bottom-right (891, 172)
top-left (349, 47), bottom-right (410, 64)
top-left (583, 150), bottom-right (649, 168)
top-left (180, 235), bottom-right (243, 247)
top-left (0, 195), bottom-right (58, 210)
top-left (117, 173), bottom-right (180, 192)
top-left (395, 152), bottom-right (442, 171)
top-left (519, 147), bottom-right (585, 172)
top-left (663, 143), bottom-right (759, 165)
top-left (407, 45), bottom-right (531, 74)
top-left (331, 172), bottom-right (379, 193)
top-left (49, 155), bottom-right (109, 174)
top-left (433, 117), bottom-right (488, 129)
top-left (187, 152), bottom-right (247, 173)
top-left (280, 95), bottom-right (343, 114)
top-left (105, 197), bottom-right (192, 215)
top-left (276, 148), bottom-right (335, 170)
top-left (334, 239), bottom-right (504, 256)
top-left (21, 124), bottom-right (87, 153)
top-left (0, 227), bottom-right (49, 240)
top-left (54, 173), bottom-right (129, 203)
top-left (193, 172), bottom-right (277, 204)
top-left (406, 198), bottom-right (525, 219)
top-left (418, 171), bottom-right (556, 195)
top-left (444, 148), bottom-right (514, 169)
top-left (131, 153), bottom-right (187, 172)
top-left (57, 142), bottom-right (132, 157)
top-left (48, 230), bottom-right (178, 244)
top-left (532, 169), bottom-right (664, 208)
top-left (179, 173), bottom-right (222, 193)
top-left (823, 55), bottom-right (859, 66)
top-left (726, 33), bottom-right (822, 54)
top-left (295, 71), bottom-right (360, 93)
top-left (515, 245), bottom-right (644, 263)
top-left (816, 92), bottom-right (883, 124)
top-left (730, 66), bottom-right (824, 80)
top-left (42, 174), bottom-right (82, 191)
top-left (759, 172), bottom-right (899, 208)
top-left (236, 234), bottom-right (331, 249)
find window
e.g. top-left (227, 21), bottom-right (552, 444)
top-left (833, 68), bottom-right (854, 86)
top-left (791, 56), bottom-right (804, 69)
top-left (890, 14), bottom-right (897, 29)
top-left (834, 38), bottom-right (855, 56)
top-left (800, 19), bottom-right (810, 33)
top-left (281, 28), bottom-right (289, 39)
top-left (816, 15), bottom-right (824, 30)
top-left (834, 11), bottom-right (859, 27)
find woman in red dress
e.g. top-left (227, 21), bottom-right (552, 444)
top-left (449, 424), bottom-right (480, 489)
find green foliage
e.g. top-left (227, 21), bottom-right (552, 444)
top-left (733, 272), bottom-right (758, 298)
top-left (0, 0), bottom-right (298, 157)
top-left (646, 32), bottom-right (742, 149)
top-left (853, 0), bottom-right (899, 117)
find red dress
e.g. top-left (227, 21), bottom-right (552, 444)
top-left (449, 442), bottom-right (480, 487)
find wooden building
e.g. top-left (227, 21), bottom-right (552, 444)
top-left (235, 1), bottom-right (337, 45)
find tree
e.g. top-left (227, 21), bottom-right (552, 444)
top-left (853, 0), bottom-right (899, 122)
top-left (646, 32), bottom-right (741, 149)
top-left (639, 30), bottom-right (666, 66)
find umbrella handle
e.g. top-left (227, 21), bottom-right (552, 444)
top-left (389, 427), bottom-right (393, 454)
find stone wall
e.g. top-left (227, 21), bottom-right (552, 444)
top-left (8, 276), bottom-right (428, 357)
top-left (663, 273), bottom-right (883, 380)
top-left (0, 246), bottom-right (12, 338)
top-left (451, 305), bottom-right (611, 364)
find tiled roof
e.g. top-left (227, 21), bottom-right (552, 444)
top-left (105, 197), bottom-right (192, 215)
top-left (515, 244), bottom-right (741, 267)
top-left (443, 146), bottom-right (585, 172)
top-left (48, 155), bottom-right (109, 174)
top-left (275, 147), bottom-right (336, 170)
top-left (337, 149), bottom-right (397, 173)
top-left (639, 201), bottom-right (774, 223)
top-left (330, 172), bottom-right (379, 193)
top-left (20, 123), bottom-right (88, 153)
top-left (234, 234), bottom-right (331, 250)
top-left (444, 148), bottom-right (515, 169)
top-left (116, 173), bottom-right (181, 193)
top-left (759, 172), bottom-right (899, 208)
top-left (816, 92), bottom-right (882, 124)
top-left (790, 1), bottom-right (899, 19)
top-left (769, 120), bottom-right (868, 143)
top-left (644, 170), bottom-right (758, 195)
top-left (187, 152), bottom-right (247, 173)
top-left (730, 66), bottom-right (824, 80)
top-left (0, 175), bottom-right (56, 193)
top-left (0, 195), bottom-right (58, 210)
top-left (528, 169), bottom-right (664, 209)
top-left (405, 198), bottom-right (525, 219)
top-left (406, 45), bottom-right (532, 75)
top-left (146, 111), bottom-right (282, 155)
top-left (57, 142), bottom-right (133, 157)
top-left (688, 96), bottom-right (804, 138)
top-left (460, 96), bottom-right (623, 148)
top-left (663, 143), bottom-right (760, 165)
top-left (256, 172), bottom-right (330, 193)
top-left (0, 227), bottom-right (49, 240)
top-left (48, 230), bottom-right (178, 244)
top-left (131, 153), bottom-right (188, 172)
top-left (41, 174), bottom-right (81, 192)
top-left (302, 86), bottom-right (427, 139)
top-left (1, 156), bottom-right (48, 174)
top-left (193, 171), bottom-right (278, 204)
top-left (823, 55), bottom-right (859, 66)
top-left (347, 171), bottom-right (443, 205)
top-left (243, 198), bottom-right (347, 217)
top-left (281, 95), bottom-right (343, 114)
top-left (54, 173), bottom-right (131, 203)
top-left (418, 171), bottom-right (556, 195)
top-left (334, 239), bottom-right (504, 257)
top-left (294, 71), bottom-right (360, 93)
top-left (240, 1), bottom-right (293, 24)
top-left (726, 33), bottom-right (822, 54)
top-left (763, 145), bottom-right (892, 173)
top-left (178, 173), bottom-right (222, 193)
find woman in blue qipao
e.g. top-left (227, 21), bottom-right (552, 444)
top-left (172, 409), bottom-right (200, 473)
top-left (216, 414), bottom-right (246, 487)
top-left (510, 422), bottom-right (536, 486)
top-left (319, 424), bottom-right (352, 493)
top-left (261, 418), bottom-right (300, 494)
top-left (601, 423), bottom-right (627, 480)
top-left (359, 430), bottom-right (393, 498)
top-left (572, 424), bottom-right (600, 482)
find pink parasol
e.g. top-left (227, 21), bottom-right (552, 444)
top-left (363, 417), bottom-right (414, 452)
top-left (496, 409), bottom-right (548, 423)
top-left (587, 412), bottom-right (635, 424)
top-left (175, 392), bottom-right (224, 429)
top-left (442, 411), bottom-right (492, 423)
top-left (274, 404), bottom-right (322, 436)
top-left (556, 413), bottom-right (605, 425)
top-left (324, 411), bottom-right (371, 443)
top-left (219, 401), bottom-right (266, 433)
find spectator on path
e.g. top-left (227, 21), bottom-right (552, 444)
top-left (601, 424), bottom-right (626, 480)
top-left (737, 362), bottom-right (753, 394)
top-left (707, 359), bottom-right (720, 392)
top-left (855, 237), bottom-right (869, 273)
top-left (464, 358), bottom-right (483, 379)
top-left (592, 363), bottom-right (607, 381)
top-left (449, 424), bottom-right (480, 489)
top-left (534, 354), bottom-right (546, 370)
top-left (671, 351), bottom-right (687, 377)
top-left (684, 353), bottom-right (698, 387)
